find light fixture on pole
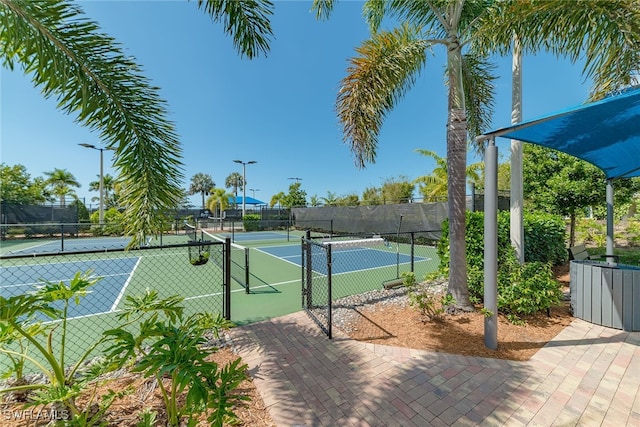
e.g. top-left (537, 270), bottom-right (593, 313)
top-left (288, 177), bottom-right (302, 183)
top-left (233, 160), bottom-right (257, 217)
top-left (249, 188), bottom-right (259, 198)
top-left (79, 143), bottom-right (114, 224)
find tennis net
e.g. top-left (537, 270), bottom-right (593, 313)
top-left (200, 229), bottom-right (250, 293)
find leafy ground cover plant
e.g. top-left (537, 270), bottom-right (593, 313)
top-left (1, 274), bottom-right (249, 427)
top-left (104, 306), bottom-right (248, 427)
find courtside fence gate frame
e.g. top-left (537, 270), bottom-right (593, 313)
top-left (302, 231), bottom-right (333, 338)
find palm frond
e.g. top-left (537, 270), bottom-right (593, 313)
top-left (473, 0), bottom-right (640, 100)
top-left (197, 0), bottom-right (274, 59)
top-left (337, 24), bottom-right (429, 168)
top-left (460, 52), bottom-right (496, 152)
top-left (311, 0), bottom-right (336, 21)
top-left (362, 0), bottom-right (387, 33)
top-left (0, 0), bottom-right (183, 243)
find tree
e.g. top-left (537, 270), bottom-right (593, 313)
top-left (206, 188), bottom-right (233, 229)
top-left (313, 1), bottom-right (497, 311)
top-left (282, 182), bottom-right (307, 208)
top-left (381, 176), bottom-right (414, 204)
top-left (1, 0), bottom-right (274, 244)
top-left (188, 173), bottom-right (215, 210)
top-left (269, 192), bottom-right (286, 208)
top-left (321, 191), bottom-right (339, 206)
top-left (336, 193), bottom-right (359, 206)
top-left (225, 172), bottom-right (244, 206)
top-left (361, 186), bottom-right (383, 205)
top-left (475, 2), bottom-right (640, 263)
top-left (44, 168), bottom-right (80, 206)
top-left (523, 145), bottom-right (638, 246)
top-left (414, 149), bottom-right (483, 201)
top-left (0, 163), bottom-right (47, 204)
top-left (313, 0), bottom-right (640, 311)
top-left (88, 173), bottom-right (117, 208)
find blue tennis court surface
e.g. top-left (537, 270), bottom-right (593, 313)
top-left (2, 236), bottom-right (135, 256)
top-left (1, 257), bottom-right (140, 319)
top-left (257, 244), bottom-right (429, 275)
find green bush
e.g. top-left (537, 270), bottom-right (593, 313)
top-left (521, 211), bottom-right (567, 264)
top-left (497, 258), bottom-right (563, 320)
top-left (438, 210), bottom-right (567, 271)
top-left (90, 208), bottom-right (124, 236)
top-left (626, 219), bottom-right (640, 246)
top-left (243, 214), bottom-right (261, 231)
top-left (438, 211), bottom-right (566, 321)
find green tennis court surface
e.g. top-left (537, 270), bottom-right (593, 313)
top-left (205, 229), bottom-right (440, 324)
top-left (1, 229), bottom-right (440, 375)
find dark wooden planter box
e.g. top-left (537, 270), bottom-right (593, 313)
top-left (570, 260), bottom-right (640, 331)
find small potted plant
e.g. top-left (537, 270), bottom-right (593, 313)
top-left (190, 250), bottom-right (209, 266)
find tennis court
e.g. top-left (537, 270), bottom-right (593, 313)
top-left (0, 242), bottom-right (229, 374)
top-left (0, 234), bottom-right (186, 256)
top-left (1, 256), bottom-right (140, 319)
top-left (1, 226), bottom-right (440, 375)
top-left (256, 243), bottom-right (429, 275)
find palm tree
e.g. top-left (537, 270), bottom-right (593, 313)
top-left (2, 0), bottom-right (273, 245)
top-left (44, 168), bottom-right (80, 206)
top-left (414, 149), bottom-right (482, 202)
top-left (313, 1), bottom-right (497, 310)
top-left (476, 3), bottom-right (640, 264)
top-left (270, 192), bottom-right (285, 208)
top-left (313, 0), bottom-right (640, 311)
top-left (225, 172), bottom-right (244, 207)
top-left (188, 173), bottom-right (215, 210)
top-left (206, 188), bottom-right (232, 229)
top-left (89, 173), bottom-right (117, 207)
top-left (321, 191), bottom-right (339, 206)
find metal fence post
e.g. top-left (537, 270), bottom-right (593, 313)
top-left (327, 243), bottom-right (332, 339)
top-left (224, 237), bottom-right (232, 320)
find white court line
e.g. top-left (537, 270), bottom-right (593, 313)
top-left (4, 240), bottom-right (55, 254)
top-left (183, 278), bottom-right (301, 301)
top-left (253, 246), bottom-right (302, 268)
top-left (110, 257), bottom-right (142, 311)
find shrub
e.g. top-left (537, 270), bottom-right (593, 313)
top-left (497, 259), bottom-right (563, 321)
top-left (439, 210), bottom-right (567, 271)
top-left (243, 214), bottom-right (261, 231)
top-left (403, 272), bottom-right (455, 322)
top-left (438, 211), bottom-right (566, 322)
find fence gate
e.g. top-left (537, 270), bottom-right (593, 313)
top-left (302, 232), bottom-right (332, 338)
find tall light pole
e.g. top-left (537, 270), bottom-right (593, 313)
top-left (249, 188), bottom-right (259, 198)
top-left (233, 160), bottom-right (257, 217)
top-left (79, 143), bottom-right (113, 224)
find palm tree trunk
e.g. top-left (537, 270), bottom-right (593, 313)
top-left (510, 36), bottom-right (525, 264)
top-left (446, 44), bottom-right (473, 311)
top-left (447, 107), bottom-right (472, 311)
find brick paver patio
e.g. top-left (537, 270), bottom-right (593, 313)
top-left (230, 311), bottom-right (640, 427)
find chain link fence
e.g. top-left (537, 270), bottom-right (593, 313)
top-left (302, 236), bottom-right (332, 338)
top-left (0, 241), bottom-right (230, 373)
top-left (301, 230), bottom-right (439, 338)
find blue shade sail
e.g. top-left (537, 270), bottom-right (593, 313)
top-left (483, 87), bottom-right (640, 179)
top-left (229, 196), bottom-right (266, 205)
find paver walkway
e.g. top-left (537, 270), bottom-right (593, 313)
top-left (230, 311), bottom-right (640, 427)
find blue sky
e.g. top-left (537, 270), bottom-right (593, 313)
top-left (1, 0), bottom-right (593, 209)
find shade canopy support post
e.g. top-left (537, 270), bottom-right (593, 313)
top-left (606, 179), bottom-right (615, 264)
top-left (484, 138), bottom-right (498, 350)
